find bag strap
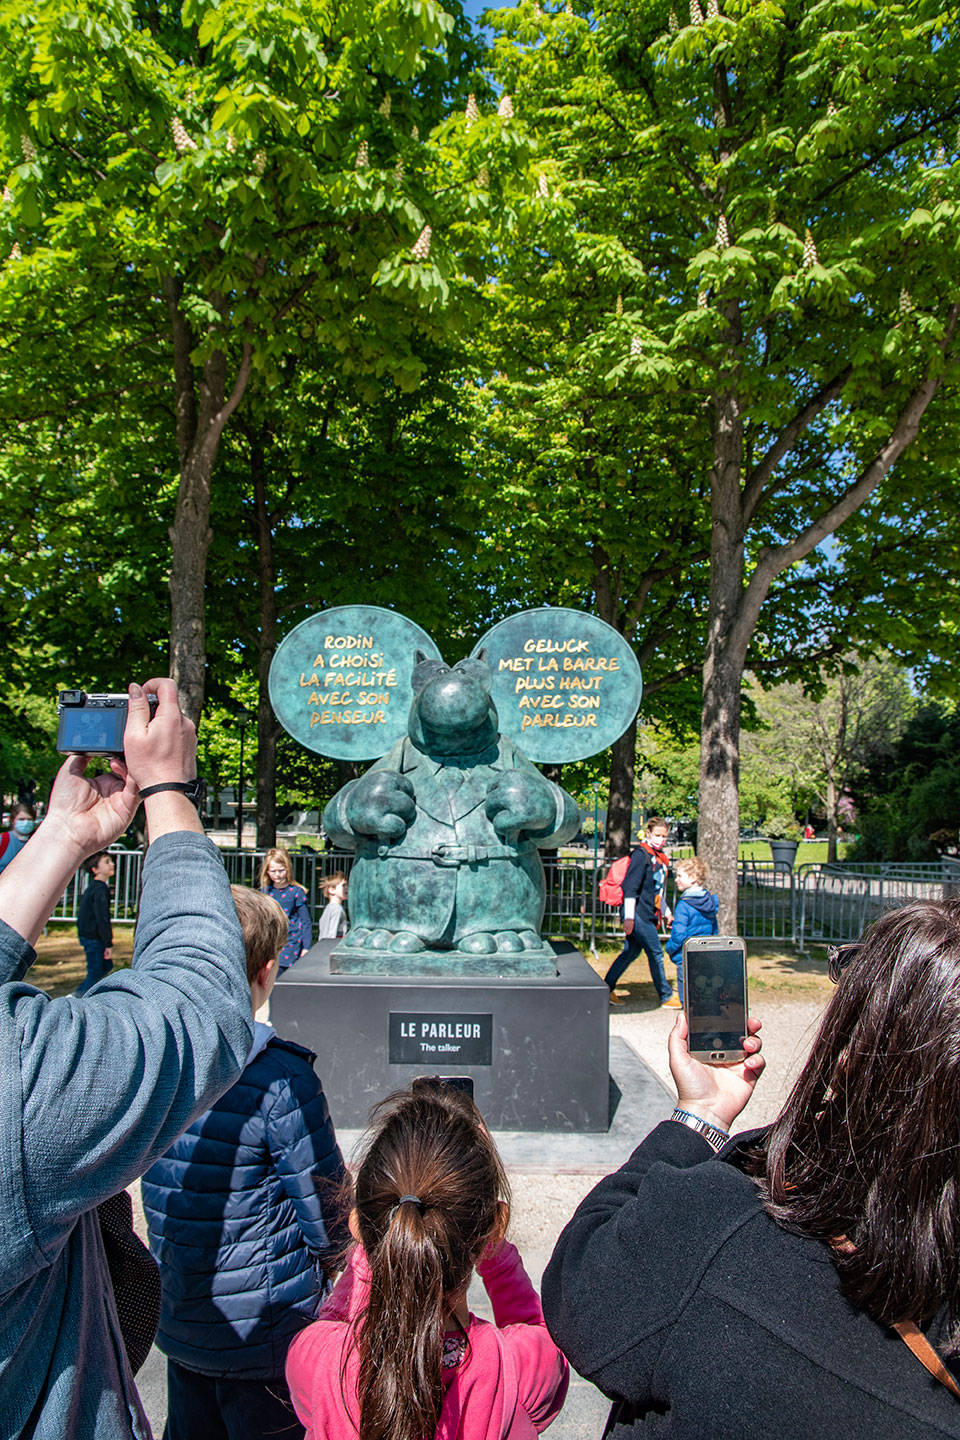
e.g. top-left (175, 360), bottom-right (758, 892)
top-left (893, 1321), bottom-right (960, 1401)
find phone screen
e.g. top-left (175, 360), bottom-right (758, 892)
top-left (685, 944), bottom-right (747, 1054)
top-left (57, 704), bottom-right (127, 754)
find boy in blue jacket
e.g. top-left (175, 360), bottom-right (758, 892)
top-left (665, 855), bottom-right (719, 1005)
top-left (143, 886), bottom-right (347, 1440)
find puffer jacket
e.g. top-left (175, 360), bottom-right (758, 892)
top-left (142, 1023), bottom-right (347, 1379)
top-left (665, 887), bottom-right (719, 958)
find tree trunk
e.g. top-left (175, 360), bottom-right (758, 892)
top-left (606, 714), bottom-right (637, 859)
top-left (252, 432), bottom-right (279, 850)
top-left (168, 439), bottom-right (216, 728)
top-left (334, 760), bottom-right (363, 790)
top-left (162, 278), bottom-right (253, 726)
top-left (697, 350), bottom-right (746, 934)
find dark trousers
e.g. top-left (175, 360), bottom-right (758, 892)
top-left (164, 1360), bottom-right (304, 1440)
top-left (604, 918), bottom-right (672, 1002)
top-left (76, 938), bottom-right (111, 994)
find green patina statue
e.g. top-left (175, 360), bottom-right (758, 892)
top-left (322, 651), bottom-right (580, 976)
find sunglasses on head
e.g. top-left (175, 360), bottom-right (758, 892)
top-left (827, 942), bottom-right (862, 984)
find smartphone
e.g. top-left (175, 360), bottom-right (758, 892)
top-left (411, 1075), bottom-right (475, 1100)
top-left (682, 935), bottom-right (748, 1064)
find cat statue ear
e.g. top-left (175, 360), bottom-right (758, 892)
top-left (453, 652), bottom-right (492, 692)
top-left (411, 650), bottom-right (449, 694)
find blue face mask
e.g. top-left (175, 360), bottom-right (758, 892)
top-left (13, 819), bottom-right (35, 837)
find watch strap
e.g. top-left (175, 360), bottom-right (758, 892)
top-left (670, 1107), bottom-right (729, 1153)
top-left (139, 779), bottom-right (202, 803)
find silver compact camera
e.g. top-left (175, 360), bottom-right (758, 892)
top-left (56, 690), bottom-right (158, 758)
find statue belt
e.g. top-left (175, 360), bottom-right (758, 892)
top-left (375, 841), bottom-right (535, 866)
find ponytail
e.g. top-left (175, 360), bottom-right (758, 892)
top-left (350, 1089), bottom-right (509, 1440)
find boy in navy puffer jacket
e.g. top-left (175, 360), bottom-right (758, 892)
top-left (665, 856), bottom-right (719, 1005)
top-left (142, 886), bottom-right (347, 1440)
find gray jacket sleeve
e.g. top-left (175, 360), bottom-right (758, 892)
top-left (13, 832), bottom-right (253, 1262)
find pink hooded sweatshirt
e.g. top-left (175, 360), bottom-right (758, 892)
top-left (285, 1239), bottom-right (569, 1440)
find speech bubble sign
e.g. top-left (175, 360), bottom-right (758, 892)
top-left (268, 606), bottom-right (442, 760)
top-left (471, 607), bottom-right (642, 763)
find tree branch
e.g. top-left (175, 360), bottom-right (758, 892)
top-left (732, 301), bottom-right (960, 655)
top-left (742, 367), bottom-right (852, 523)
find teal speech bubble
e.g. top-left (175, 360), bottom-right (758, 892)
top-left (472, 608), bottom-right (642, 763)
top-left (268, 606), bottom-right (442, 759)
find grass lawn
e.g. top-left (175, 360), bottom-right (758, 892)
top-left (29, 928), bottom-right (831, 1008)
top-left (563, 841), bottom-right (854, 867)
top-left (584, 938), bottom-right (834, 1011)
top-left (28, 927), bottom-right (136, 998)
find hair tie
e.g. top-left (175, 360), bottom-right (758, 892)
top-left (391, 1194), bottom-right (425, 1219)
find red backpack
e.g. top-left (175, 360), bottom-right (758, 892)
top-left (598, 854), bottom-right (631, 906)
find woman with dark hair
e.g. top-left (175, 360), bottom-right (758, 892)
top-left (543, 899), bottom-right (960, 1438)
top-left (286, 1084), bottom-right (569, 1440)
top-left (0, 801), bottom-right (38, 875)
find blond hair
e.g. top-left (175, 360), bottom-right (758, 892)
top-left (259, 846), bottom-right (294, 890)
top-left (645, 816), bottom-right (669, 834)
top-left (321, 871), bottom-right (347, 898)
top-left (231, 885), bottom-right (288, 983)
top-left (675, 855), bottom-right (707, 886)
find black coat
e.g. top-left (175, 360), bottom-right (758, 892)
top-left (542, 1121), bottom-right (960, 1438)
top-left (77, 877), bottom-right (111, 944)
top-left (620, 847), bottom-right (657, 924)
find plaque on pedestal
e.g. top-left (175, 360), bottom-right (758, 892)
top-left (271, 939), bottom-right (611, 1132)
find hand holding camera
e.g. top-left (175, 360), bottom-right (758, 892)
top-left (48, 680), bottom-right (201, 856)
top-left (122, 680), bottom-right (197, 792)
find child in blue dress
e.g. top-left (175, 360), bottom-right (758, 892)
top-left (260, 847), bottom-right (313, 971)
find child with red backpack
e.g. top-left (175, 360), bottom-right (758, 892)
top-left (600, 817), bottom-right (676, 1007)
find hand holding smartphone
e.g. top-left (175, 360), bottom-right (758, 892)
top-left (668, 939), bottom-right (764, 1134)
top-left (681, 935), bottom-right (748, 1064)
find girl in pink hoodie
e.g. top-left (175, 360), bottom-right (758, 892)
top-left (285, 1084), bottom-right (569, 1440)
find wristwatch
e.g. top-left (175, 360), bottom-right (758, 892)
top-left (138, 779), bottom-right (204, 807)
top-left (670, 1107), bottom-right (729, 1154)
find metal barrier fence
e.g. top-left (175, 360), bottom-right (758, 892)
top-left (47, 846), bottom-right (960, 952)
top-left (542, 857), bottom-right (799, 951)
top-left (796, 860), bottom-right (960, 947)
top-left (49, 846), bottom-right (146, 924)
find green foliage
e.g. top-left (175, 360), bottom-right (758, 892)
top-left (0, 0), bottom-right (494, 388)
top-left (478, 0), bottom-right (960, 888)
top-left (853, 703), bottom-right (960, 860)
top-left (0, 685), bottom-right (60, 800)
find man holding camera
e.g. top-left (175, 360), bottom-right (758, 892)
top-left (0, 680), bottom-right (253, 1439)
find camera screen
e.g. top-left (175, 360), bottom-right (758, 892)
top-left (57, 704), bottom-right (127, 754)
top-left (685, 947), bottom-right (747, 1052)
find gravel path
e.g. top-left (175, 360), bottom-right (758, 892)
top-left (506, 991), bottom-right (828, 1259)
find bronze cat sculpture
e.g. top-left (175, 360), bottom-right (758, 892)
top-left (321, 652), bottom-right (580, 974)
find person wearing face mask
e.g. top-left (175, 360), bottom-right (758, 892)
top-left (603, 817), bottom-right (676, 1008)
top-left (0, 804), bottom-right (38, 876)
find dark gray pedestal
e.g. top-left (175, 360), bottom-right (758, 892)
top-left (271, 939), bottom-right (610, 1132)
